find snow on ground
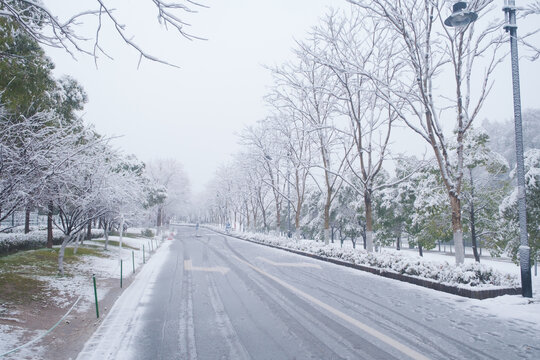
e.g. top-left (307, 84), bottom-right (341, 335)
top-left (0, 324), bottom-right (45, 359)
top-left (64, 235), bottom-right (159, 312)
top-left (396, 248), bottom-right (540, 329)
top-left (0, 231), bottom-right (160, 358)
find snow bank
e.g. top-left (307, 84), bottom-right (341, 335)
top-left (210, 226), bottom-right (519, 289)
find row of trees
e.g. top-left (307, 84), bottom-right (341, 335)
top-left (0, 16), bottom-right (191, 274)
top-left (200, 2), bottom-right (539, 265)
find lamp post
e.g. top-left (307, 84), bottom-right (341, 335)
top-left (502, 0), bottom-right (532, 298)
top-left (445, 1), bottom-right (532, 297)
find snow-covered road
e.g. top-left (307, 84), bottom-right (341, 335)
top-left (77, 226), bottom-right (540, 359)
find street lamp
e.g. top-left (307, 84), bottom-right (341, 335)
top-left (444, 1), bottom-right (478, 27)
top-left (445, 1), bottom-right (532, 297)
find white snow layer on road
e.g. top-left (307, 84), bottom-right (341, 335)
top-left (210, 227), bottom-right (540, 330)
top-left (69, 229), bottom-right (540, 358)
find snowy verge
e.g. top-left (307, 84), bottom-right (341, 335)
top-left (0, 231), bottom-right (161, 358)
top-left (207, 226), bottom-right (520, 295)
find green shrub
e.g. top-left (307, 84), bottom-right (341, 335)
top-left (141, 228), bottom-right (154, 238)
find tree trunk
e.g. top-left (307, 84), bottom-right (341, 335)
top-left (450, 194), bottom-right (465, 264)
top-left (418, 243), bottom-right (423, 257)
top-left (323, 228), bottom-right (331, 245)
top-left (295, 197), bottom-right (301, 231)
top-left (58, 234), bottom-right (72, 276)
top-left (364, 192), bottom-right (374, 252)
top-left (24, 206), bottom-right (31, 234)
top-left (323, 191), bottom-right (331, 245)
top-left (104, 221), bottom-right (110, 250)
top-left (84, 220), bottom-right (90, 241)
top-left (275, 197), bottom-right (281, 231)
top-left (469, 169), bottom-right (480, 262)
top-left (246, 203), bottom-right (250, 229)
top-left (119, 215), bottom-right (125, 253)
top-left (157, 207), bottom-right (162, 235)
top-left (47, 202), bottom-right (54, 248)
top-left (396, 233), bottom-right (401, 251)
top-left (73, 232), bottom-right (82, 255)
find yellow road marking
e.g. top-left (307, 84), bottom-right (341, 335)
top-left (256, 256), bottom-right (322, 269)
top-left (234, 256), bottom-right (430, 360)
top-left (184, 259), bottom-right (229, 275)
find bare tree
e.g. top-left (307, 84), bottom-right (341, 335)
top-left (306, 9), bottom-right (405, 252)
top-left (240, 122), bottom-right (287, 231)
top-left (269, 44), bottom-right (348, 244)
top-left (268, 110), bottom-right (313, 234)
top-left (0, 0), bottom-right (207, 65)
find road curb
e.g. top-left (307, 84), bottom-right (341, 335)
top-left (209, 228), bottom-right (521, 300)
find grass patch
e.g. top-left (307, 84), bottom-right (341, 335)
top-left (92, 239), bottom-right (139, 250)
top-left (0, 273), bottom-right (47, 304)
top-left (0, 246), bottom-right (106, 305)
top-left (109, 231), bottom-right (143, 239)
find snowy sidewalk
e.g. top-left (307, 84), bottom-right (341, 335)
top-left (76, 240), bottom-right (172, 360)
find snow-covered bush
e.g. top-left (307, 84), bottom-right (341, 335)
top-left (0, 228), bottom-right (104, 255)
top-left (0, 230), bottom-right (62, 254)
top-left (209, 225), bottom-right (519, 289)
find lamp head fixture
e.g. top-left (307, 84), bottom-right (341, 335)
top-left (444, 1), bottom-right (478, 27)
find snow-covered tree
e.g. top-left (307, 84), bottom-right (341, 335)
top-left (97, 154), bottom-right (147, 250)
top-left (499, 149), bottom-right (540, 263)
top-left (306, 8), bottom-right (405, 252)
top-left (483, 109), bottom-right (540, 167)
top-left (269, 40), bottom-right (347, 244)
top-left (347, 0), bottom-right (523, 264)
top-left (145, 158), bottom-right (190, 234)
top-left (240, 121), bottom-right (288, 231)
top-left (461, 128), bottom-right (510, 262)
top-left (46, 129), bottom-right (113, 275)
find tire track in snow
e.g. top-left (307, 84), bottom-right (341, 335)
top-left (179, 250), bottom-right (197, 360)
top-left (205, 272), bottom-right (251, 360)
top-left (206, 236), bottom-right (391, 359)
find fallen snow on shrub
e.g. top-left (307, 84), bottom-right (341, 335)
top-left (0, 229), bottom-right (105, 254)
top-left (209, 226), bottom-right (519, 289)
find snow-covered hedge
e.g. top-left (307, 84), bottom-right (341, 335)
top-left (0, 229), bottom-right (105, 255)
top-left (209, 226), bottom-right (519, 289)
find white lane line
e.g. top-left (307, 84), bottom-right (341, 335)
top-left (233, 256), bottom-right (430, 360)
top-left (256, 256), bottom-right (322, 269)
top-left (184, 259), bottom-right (230, 275)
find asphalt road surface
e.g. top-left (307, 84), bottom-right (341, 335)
top-left (78, 226), bottom-right (540, 360)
